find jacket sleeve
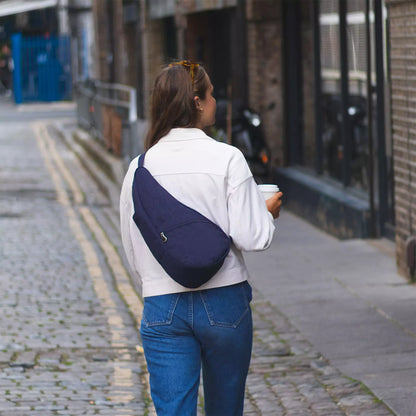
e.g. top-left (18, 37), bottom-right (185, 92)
top-left (226, 151), bottom-right (276, 252)
top-left (119, 161), bottom-right (141, 281)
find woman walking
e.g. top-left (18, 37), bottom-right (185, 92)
top-left (120, 61), bottom-right (282, 415)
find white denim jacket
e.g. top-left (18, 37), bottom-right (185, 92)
top-left (120, 128), bottom-right (275, 297)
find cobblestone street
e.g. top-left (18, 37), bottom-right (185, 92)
top-left (0, 105), bottom-right (395, 415)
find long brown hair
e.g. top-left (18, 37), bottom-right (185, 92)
top-left (145, 61), bottom-right (210, 150)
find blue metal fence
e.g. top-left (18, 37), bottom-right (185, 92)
top-left (11, 33), bottom-right (72, 104)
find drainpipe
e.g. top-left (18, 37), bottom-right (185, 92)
top-left (365, 0), bottom-right (376, 237)
top-left (339, 0), bottom-right (351, 187)
top-left (374, 0), bottom-right (387, 236)
top-left (312, 0), bottom-right (323, 174)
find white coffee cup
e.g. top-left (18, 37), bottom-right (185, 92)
top-left (258, 184), bottom-right (280, 200)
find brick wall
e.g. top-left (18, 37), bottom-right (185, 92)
top-left (386, 0), bottom-right (416, 278)
top-left (92, 0), bottom-right (111, 81)
top-left (91, 0), bottom-right (126, 84)
top-left (246, 0), bottom-right (284, 166)
top-left (112, 0), bottom-right (126, 84)
top-left (142, 19), bottom-right (165, 117)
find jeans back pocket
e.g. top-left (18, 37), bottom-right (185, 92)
top-left (200, 281), bottom-right (252, 328)
top-left (142, 293), bottom-right (181, 327)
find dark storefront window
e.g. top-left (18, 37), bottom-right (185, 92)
top-left (318, 0), bottom-right (374, 190)
top-left (292, 0), bottom-right (394, 236)
top-left (319, 0), bottom-right (343, 183)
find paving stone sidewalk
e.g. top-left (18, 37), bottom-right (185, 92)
top-left (0, 121), bottom-right (149, 415)
top-left (0, 111), bottom-right (395, 415)
top-left (248, 292), bottom-right (393, 415)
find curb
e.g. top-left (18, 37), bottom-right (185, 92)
top-left (52, 122), bottom-right (124, 213)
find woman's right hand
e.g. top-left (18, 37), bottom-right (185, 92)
top-left (266, 192), bottom-right (283, 219)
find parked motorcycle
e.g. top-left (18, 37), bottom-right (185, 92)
top-left (322, 93), bottom-right (369, 189)
top-left (211, 97), bottom-right (272, 183)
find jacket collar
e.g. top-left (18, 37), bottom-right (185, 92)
top-left (161, 128), bottom-right (212, 142)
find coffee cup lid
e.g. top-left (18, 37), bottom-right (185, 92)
top-left (258, 184), bottom-right (279, 192)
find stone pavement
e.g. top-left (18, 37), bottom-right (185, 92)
top-left (244, 211), bottom-right (416, 416)
top-left (0, 106), bottom-right (147, 415)
top-left (0, 98), bottom-right (406, 415)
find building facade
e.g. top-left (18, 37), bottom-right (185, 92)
top-left (131, 1), bottom-right (392, 237)
top-left (84, 0), bottom-right (416, 281)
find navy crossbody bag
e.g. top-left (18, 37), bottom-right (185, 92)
top-left (132, 152), bottom-right (231, 289)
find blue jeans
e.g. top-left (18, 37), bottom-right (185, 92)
top-left (140, 281), bottom-right (253, 416)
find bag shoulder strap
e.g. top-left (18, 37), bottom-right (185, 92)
top-left (138, 152), bottom-right (146, 168)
